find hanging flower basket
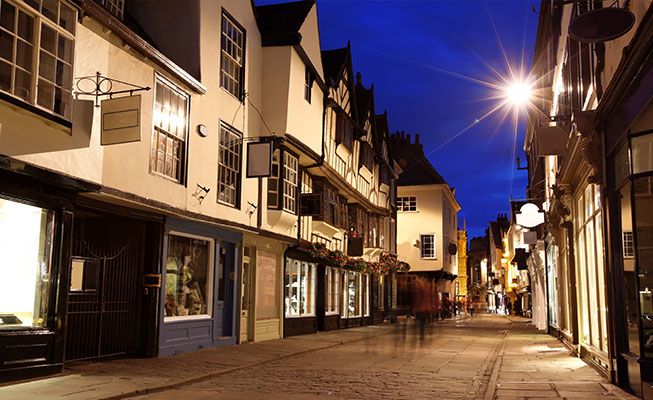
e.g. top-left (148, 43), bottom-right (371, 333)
top-left (309, 242), bottom-right (347, 267)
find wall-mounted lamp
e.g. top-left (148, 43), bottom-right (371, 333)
top-left (192, 184), bottom-right (210, 204)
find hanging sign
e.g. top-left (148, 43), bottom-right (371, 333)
top-left (246, 140), bottom-right (273, 178)
top-left (515, 203), bottom-right (545, 228)
top-left (101, 95), bottom-right (141, 145)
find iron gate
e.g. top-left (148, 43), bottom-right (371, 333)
top-left (65, 236), bottom-right (142, 361)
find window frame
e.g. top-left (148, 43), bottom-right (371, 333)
top-left (267, 148), bottom-right (299, 214)
top-left (220, 9), bottom-right (245, 101)
top-left (325, 266), bottom-right (340, 316)
top-left (397, 196), bottom-right (417, 212)
top-left (217, 121), bottom-right (243, 208)
top-left (150, 73), bottom-right (190, 184)
top-left (304, 66), bottom-right (312, 103)
top-left (335, 111), bottom-right (354, 151)
top-left (420, 233), bottom-right (436, 259)
top-left (285, 259), bottom-right (316, 318)
top-left (623, 230), bottom-right (634, 259)
top-left (0, 0), bottom-right (76, 122)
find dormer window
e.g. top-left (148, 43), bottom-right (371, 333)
top-left (0, 0), bottom-right (76, 120)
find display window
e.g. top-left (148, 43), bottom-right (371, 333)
top-left (342, 271), bottom-right (362, 318)
top-left (164, 233), bottom-right (213, 321)
top-left (256, 250), bottom-right (279, 321)
top-left (325, 266), bottom-right (340, 315)
top-left (574, 184), bottom-right (608, 353)
top-left (0, 197), bottom-right (54, 330)
top-left (285, 259), bottom-right (316, 317)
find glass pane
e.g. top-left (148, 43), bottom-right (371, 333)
top-left (0, 198), bottom-right (54, 329)
top-left (36, 78), bottom-right (53, 109)
top-left (633, 134), bottom-right (653, 175)
top-left (38, 50), bottom-right (54, 80)
top-left (13, 68), bottom-right (30, 100)
top-left (164, 234), bottom-right (212, 319)
top-left (17, 10), bottom-right (33, 42)
top-left (615, 143), bottom-right (630, 185)
top-left (0, 30), bottom-right (13, 63)
top-left (635, 176), bottom-right (653, 357)
top-left (57, 35), bottom-right (72, 63)
top-left (59, 4), bottom-right (74, 34)
top-left (0, 59), bottom-right (10, 91)
top-left (42, 0), bottom-right (58, 23)
top-left (0, 2), bottom-right (15, 32)
top-left (15, 39), bottom-right (32, 70)
top-left (39, 24), bottom-right (56, 55)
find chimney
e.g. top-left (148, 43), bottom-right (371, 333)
top-left (415, 134), bottom-right (420, 144)
top-left (406, 134), bottom-right (411, 143)
top-left (356, 72), bottom-right (362, 86)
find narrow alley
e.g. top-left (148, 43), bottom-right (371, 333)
top-left (0, 315), bottom-right (634, 400)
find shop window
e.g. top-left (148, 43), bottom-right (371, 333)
top-left (325, 266), bottom-right (339, 315)
top-left (267, 150), bottom-right (298, 213)
top-left (363, 274), bottom-right (370, 316)
top-left (217, 122), bottom-right (242, 207)
top-left (256, 249), bottom-right (279, 321)
top-left (285, 259), bottom-right (315, 317)
top-left (220, 11), bottom-right (245, 100)
top-left (619, 181), bottom-right (639, 355)
top-left (632, 134), bottom-right (653, 175)
top-left (151, 76), bottom-right (189, 182)
top-left (0, 0), bottom-right (76, 119)
top-left (164, 233), bottom-right (213, 320)
top-left (420, 234), bottom-right (436, 259)
top-left (0, 197), bottom-right (54, 329)
top-left (397, 196), bottom-right (417, 212)
top-left (342, 271), bottom-right (361, 318)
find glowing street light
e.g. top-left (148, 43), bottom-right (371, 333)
top-left (505, 80), bottom-right (533, 107)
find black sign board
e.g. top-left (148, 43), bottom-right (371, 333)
top-left (300, 193), bottom-right (322, 217)
top-left (569, 8), bottom-right (635, 43)
top-left (347, 237), bottom-right (363, 257)
top-left (492, 278), bottom-right (500, 286)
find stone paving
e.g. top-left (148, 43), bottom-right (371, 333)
top-left (0, 315), bottom-right (637, 400)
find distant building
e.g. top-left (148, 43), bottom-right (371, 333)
top-left (392, 132), bottom-right (461, 314)
top-left (488, 214), bottom-right (510, 314)
top-left (456, 221), bottom-right (469, 309)
top-left (467, 235), bottom-right (489, 312)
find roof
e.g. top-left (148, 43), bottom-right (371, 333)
top-left (321, 46), bottom-right (349, 86)
top-left (255, 0), bottom-right (314, 46)
top-left (391, 133), bottom-right (448, 186)
top-left (489, 221), bottom-right (503, 249)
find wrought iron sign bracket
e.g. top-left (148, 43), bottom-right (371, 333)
top-left (74, 71), bottom-right (151, 107)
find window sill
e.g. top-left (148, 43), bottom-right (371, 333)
top-left (220, 85), bottom-right (244, 104)
top-left (150, 170), bottom-right (183, 185)
top-left (164, 315), bottom-right (212, 323)
top-left (0, 91), bottom-right (72, 131)
top-left (284, 314), bottom-right (316, 319)
top-left (335, 143), bottom-right (352, 160)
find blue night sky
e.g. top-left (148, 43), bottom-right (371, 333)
top-left (256, 0), bottom-right (539, 239)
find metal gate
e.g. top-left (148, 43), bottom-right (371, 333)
top-left (65, 236), bottom-right (142, 361)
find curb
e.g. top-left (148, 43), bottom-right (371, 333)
top-left (101, 327), bottom-right (396, 400)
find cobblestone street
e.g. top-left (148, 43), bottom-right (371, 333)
top-left (131, 315), bottom-right (634, 400)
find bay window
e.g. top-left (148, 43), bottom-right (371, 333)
top-left (0, 0), bottom-right (76, 120)
top-left (267, 150), bottom-right (298, 213)
top-left (285, 259), bottom-right (315, 317)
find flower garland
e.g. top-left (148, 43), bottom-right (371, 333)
top-left (308, 242), bottom-right (410, 274)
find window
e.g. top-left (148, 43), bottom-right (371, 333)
top-left (97, 0), bottom-right (124, 19)
top-left (623, 231), bottom-right (634, 258)
top-left (335, 112), bottom-right (354, 151)
top-left (0, 197), bottom-right (54, 330)
top-left (0, 0), bottom-right (76, 119)
top-left (217, 122), bottom-right (242, 207)
top-left (220, 11), bottom-right (244, 99)
top-left (338, 195), bottom-right (348, 229)
top-left (151, 77), bottom-right (189, 182)
top-left (420, 234), bottom-right (436, 259)
top-left (267, 150), bottom-right (298, 213)
top-left (363, 274), bottom-right (370, 316)
top-left (397, 196), bottom-right (417, 212)
top-left (285, 259), bottom-right (316, 317)
top-left (165, 233), bottom-right (212, 320)
top-left (342, 271), bottom-right (361, 318)
top-left (359, 141), bottom-right (374, 172)
top-left (282, 151), bottom-right (298, 212)
top-left (368, 213), bottom-right (378, 248)
top-left (325, 266), bottom-right (339, 315)
top-left (312, 179), bottom-right (339, 226)
top-left (304, 67), bottom-right (312, 103)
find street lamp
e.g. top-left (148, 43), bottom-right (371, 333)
top-left (505, 80), bottom-right (533, 107)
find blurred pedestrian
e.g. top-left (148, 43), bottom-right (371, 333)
top-left (413, 277), bottom-right (433, 340)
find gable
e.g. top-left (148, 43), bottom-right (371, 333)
top-left (298, 4), bottom-right (324, 81)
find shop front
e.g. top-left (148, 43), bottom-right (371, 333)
top-left (0, 159), bottom-right (96, 382)
top-left (284, 252), bottom-right (318, 337)
top-left (240, 235), bottom-right (284, 343)
top-left (158, 217), bottom-right (241, 356)
top-left (339, 270), bottom-right (370, 328)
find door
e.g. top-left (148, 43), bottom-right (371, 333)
top-left (240, 246), bottom-right (252, 342)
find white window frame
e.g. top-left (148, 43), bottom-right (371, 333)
top-left (220, 11), bottom-right (244, 100)
top-left (0, 0), bottom-right (76, 120)
top-left (397, 196), bottom-right (417, 212)
top-left (420, 233), bottom-right (436, 259)
top-left (150, 74), bottom-right (189, 183)
top-left (325, 266), bottom-right (339, 316)
top-left (363, 273), bottom-right (370, 317)
top-left (267, 150), bottom-right (280, 209)
top-left (342, 270), bottom-right (362, 319)
top-left (282, 151), bottom-right (298, 213)
top-left (285, 259), bottom-right (316, 318)
top-left (164, 231), bottom-right (214, 323)
top-left (623, 230), bottom-right (634, 258)
top-left (217, 122), bottom-right (242, 207)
